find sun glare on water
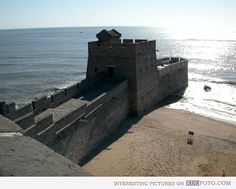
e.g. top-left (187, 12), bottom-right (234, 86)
top-left (165, 25), bottom-right (236, 41)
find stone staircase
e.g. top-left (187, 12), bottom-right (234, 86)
top-left (0, 79), bottom-right (129, 164)
top-left (22, 99), bottom-right (87, 144)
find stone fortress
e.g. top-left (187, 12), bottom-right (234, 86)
top-left (0, 29), bottom-right (188, 175)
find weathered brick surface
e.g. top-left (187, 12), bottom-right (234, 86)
top-left (15, 113), bottom-right (35, 130)
top-left (26, 114), bottom-right (53, 137)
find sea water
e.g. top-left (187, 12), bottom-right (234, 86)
top-left (0, 27), bottom-right (235, 124)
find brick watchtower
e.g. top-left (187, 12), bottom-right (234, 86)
top-left (86, 29), bottom-right (159, 116)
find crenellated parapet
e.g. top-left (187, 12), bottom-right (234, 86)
top-left (0, 74), bottom-right (104, 123)
top-left (88, 39), bottom-right (156, 57)
top-left (157, 57), bottom-right (188, 77)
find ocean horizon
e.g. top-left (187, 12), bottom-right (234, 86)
top-left (0, 26), bottom-right (235, 124)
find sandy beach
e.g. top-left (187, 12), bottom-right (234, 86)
top-left (83, 108), bottom-right (236, 176)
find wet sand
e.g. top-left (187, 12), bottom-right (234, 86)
top-left (83, 108), bottom-right (236, 176)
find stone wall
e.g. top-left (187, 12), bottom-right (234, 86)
top-left (0, 74), bottom-right (104, 120)
top-left (0, 58), bottom-right (187, 164)
top-left (0, 75), bottom-right (129, 166)
top-left (156, 59), bottom-right (188, 100)
top-left (47, 80), bottom-right (129, 164)
top-left (130, 58), bottom-right (188, 115)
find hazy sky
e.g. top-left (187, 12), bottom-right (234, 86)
top-left (0, 0), bottom-right (235, 30)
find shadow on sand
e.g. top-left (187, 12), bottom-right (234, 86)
top-left (80, 89), bottom-right (185, 166)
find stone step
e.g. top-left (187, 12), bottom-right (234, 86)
top-left (36, 102), bottom-right (87, 144)
top-left (55, 113), bottom-right (85, 138)
top-left (14, 112), bottom-right (35, 130)
top-left (66, 139), bottom-right (89, 164)
top-left (25, 114), bottom-right (53, 138)
top-left (84, 103), bottom-right (103, 120)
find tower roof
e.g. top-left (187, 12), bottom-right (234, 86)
top-left (96, 29), bottom-right (122, 42)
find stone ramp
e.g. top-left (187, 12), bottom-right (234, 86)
top-left (35, 99), bottom-right (87, 143)
top-left (0, 115), bottom-right (90, 176)
top-left (25, 81), bottom-right (123, 145)
top-left (1, 79), bottom-right (129, 167)
top-left (25, 114), bottom-right (53, 138)
top-left (77, 80), bottom-right (120, 101)
top-left (36, 99), bottom-right (86, 122)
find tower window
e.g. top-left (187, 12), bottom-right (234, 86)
top-left (107, 66), bottom-right (114, 78)
top-left (94, 67), bottom-right (98, 72)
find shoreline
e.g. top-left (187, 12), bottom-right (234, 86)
top-left (83, 107), bottom-right (236, 176)
top-left (166, 106), bottom-right (236, 127)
